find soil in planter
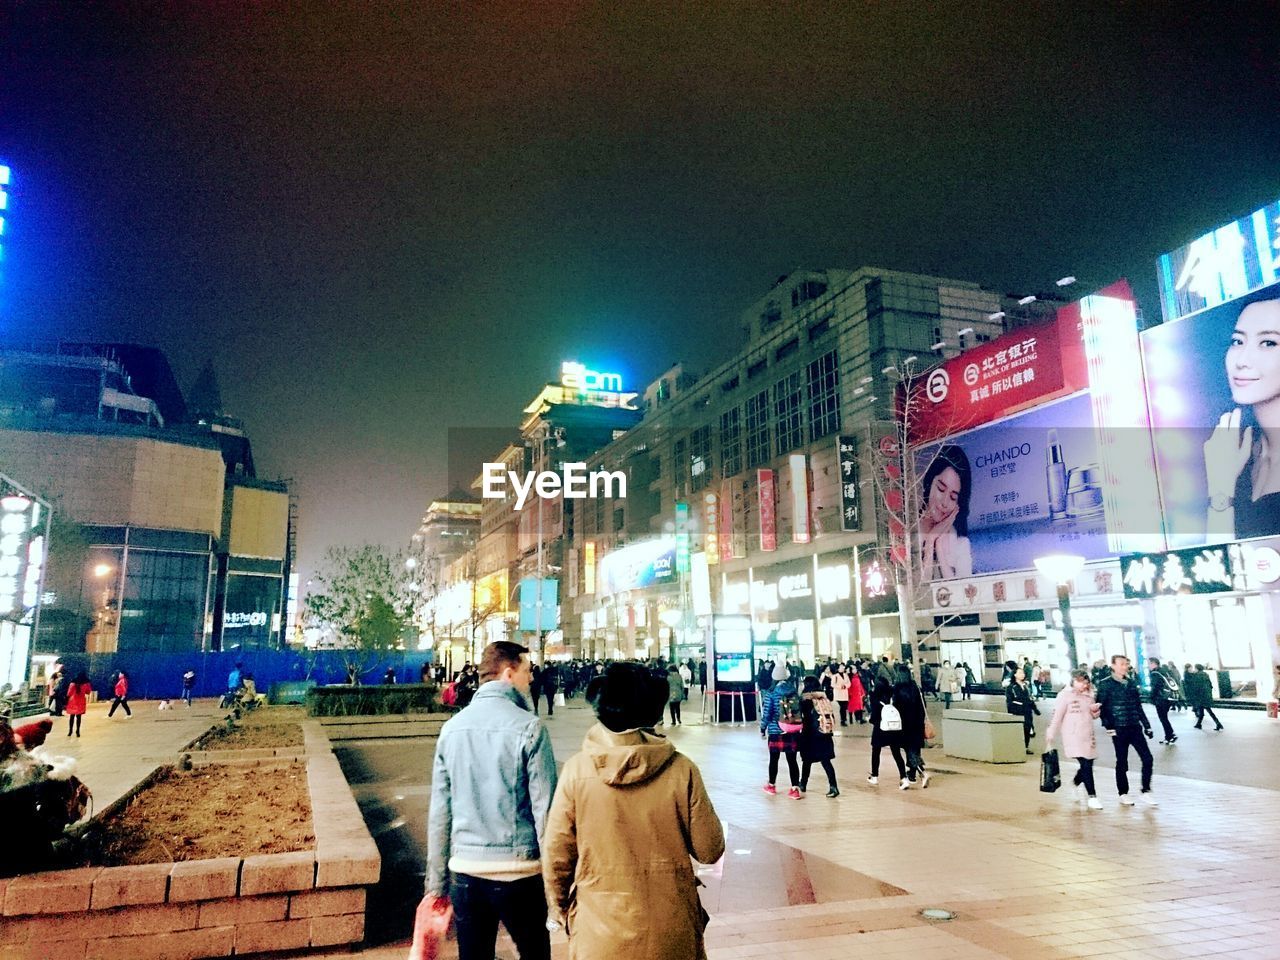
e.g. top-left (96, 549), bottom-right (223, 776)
top-left (193, 705), bottom-right (306, 751)
top-left (80, 763), bottom-right (314, 865)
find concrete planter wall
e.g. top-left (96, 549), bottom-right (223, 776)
top-left (0, 722), bottom-right (379, 960)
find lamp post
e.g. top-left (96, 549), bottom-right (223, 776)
top-left (1034, 554), bottom-right (1086, 671)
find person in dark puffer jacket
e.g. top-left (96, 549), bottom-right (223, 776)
top-left (1096, 654), bottom-right (1157, 808)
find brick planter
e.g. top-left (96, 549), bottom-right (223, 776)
top-left (0, 723), bottom-right (379, 960)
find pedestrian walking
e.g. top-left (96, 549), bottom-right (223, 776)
top-left (1005, 668), bottom-right (1040, 754)
top-left (962, 662), bottom-right (977, 698)
top-left (1148, 657), bottom-right (1179, 744)
top-left (530, 664), bottom-right (543, 715)
top-left (542, 662), bottom-right (723, 958)
top-left (181, 668), bottom-right (196, 707)
top-left (666, 665), bottom-right (684, 725)
top-left (832, 666), bottom-right (851, 726)
top-left (1044, 669), bottom-right (1104, 810)
top-left (798, 676), bottom-right (839, 797)
top-left (1096, 654), bottom-right (1157, 807)
top-left (426, 641), bottom-right (557, 960)
top-left (892, 664), bottom-right (931, 788)
top-left (848, 666), bottom-right (866, 723)
top-left (759, 661), bottom-right (803, 798)
top-left (65, 671), bottom-right (91, 737)
top-left (107, 669), bottom-right (132, 718)
top-left (867, 673), bottom-right (908, 787)
top-left (698, 659), bottom-right (707, 696)
top-left (47, 664), bottom-right (66, 716)
top-left (1185, 664), bottom-right (1224, 731)
top-left (938, 659), bottom-right (959, 709)
top-left (542, 664), bottom-right (559, 718)
top-left (384, 666), bottom-right (397, 684)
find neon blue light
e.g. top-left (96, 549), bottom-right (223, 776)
top-left (0, 167), bottom-right (9, 185)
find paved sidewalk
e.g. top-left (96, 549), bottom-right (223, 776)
top-left (291, 692), bottom-right (1280, 960)
top-left (25, 698), bottom-right (223, 815)
top-left (20, 691), bottom-right (1279, 959)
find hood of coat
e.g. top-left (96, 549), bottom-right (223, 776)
top-left (582, 722), bottom-right (677, 786)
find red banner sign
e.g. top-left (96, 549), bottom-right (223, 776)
top-left (906, 310), bottom-right (1087, 446)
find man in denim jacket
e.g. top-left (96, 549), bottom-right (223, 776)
top-left (426, 640), bottom-right (557, 960)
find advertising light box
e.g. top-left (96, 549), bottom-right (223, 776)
top-left (1143, 275), bottom-right (1280, 547)
top-left (913, 392), bottom-right (1113, 582)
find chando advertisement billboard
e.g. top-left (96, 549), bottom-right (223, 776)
top-left (1144, 198), bottom-right (1280, 548)
top-left (907, 281), bottom-right (1160, 583)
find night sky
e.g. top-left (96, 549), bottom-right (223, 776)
top-left (3, 2), bottom-right (1278, 578)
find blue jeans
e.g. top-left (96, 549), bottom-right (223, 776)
top-left (449, 873), bottom-right (550, 960)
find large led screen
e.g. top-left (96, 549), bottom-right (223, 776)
top-left (1143, 278), bottom-right (1280, 547)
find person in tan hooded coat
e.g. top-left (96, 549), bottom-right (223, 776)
top-left (542, 662), bottom-right (725, 959)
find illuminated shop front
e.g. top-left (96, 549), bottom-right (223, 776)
top-left (0, 475), bottom-right (49, 692)
top-left (1121, 541), bottom-right (1280, 701)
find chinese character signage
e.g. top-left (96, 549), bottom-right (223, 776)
top-left (758, 469), bottom-right (777, 552)
top-left (1121, 545), bottom-right (1237, 598)
top-left (702, 492), bottom-right (719, 565)
top-left (675, 500), bottom-right (690, 573)
top-left (907, 314), bottom-right (1077, 446)
top-left (836, 435), bottom-right (861, 532)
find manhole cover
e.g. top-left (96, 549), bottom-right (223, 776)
top-left (921, 908), bottom-right (956, 921)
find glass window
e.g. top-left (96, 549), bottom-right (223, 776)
top-left (745, 391), bottom-right (770, 468)
top-left (690, 424), bottom-right (713, 493)
top-left (807, 349), bottom-right (840, 441)
top-left (673, 438), bottom-right (688, 499)
top-left (721, 408), bottom-right (742, 478)
top-left (117, 549), bottom-right (210, 653)
top-left (773, 372), bottom-right (803, 455)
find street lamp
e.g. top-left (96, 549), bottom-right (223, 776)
top-left (1034, 554), bottom-right (1086, 671)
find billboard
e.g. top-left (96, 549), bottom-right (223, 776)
top-left (913, 392), bottom-right (1114, 581)
top-left (596, 538), bottom-right (676, 595)
top-left (1143, 276), bottom-right (1280, 547)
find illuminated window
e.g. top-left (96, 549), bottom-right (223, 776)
top-left (745, 391), bottom-right (770, 468)
top-left (773, 372), bottom-right (803, 456)
top-left (807, 349), bottom-right (840, 441)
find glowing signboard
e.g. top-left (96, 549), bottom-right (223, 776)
top-left (0, 164), bottom-right (9, 277)
top-left (561, 361), bottom-right (623, 392)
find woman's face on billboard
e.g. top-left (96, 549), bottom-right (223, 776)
top-left (1227, 299), bottom-right (1280, 406)
top-left (925, 466), bottom-right (962, 522)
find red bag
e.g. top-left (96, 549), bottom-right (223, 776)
top-left (440, 683), bottom-right (458, 707)
top-left (408, 895), bottom-right (453, 960)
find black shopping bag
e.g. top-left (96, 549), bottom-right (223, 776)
top-left (1039, 749), bottom-right (1062, 793)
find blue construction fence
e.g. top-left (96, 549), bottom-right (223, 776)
top-left (48, 650), bottom-right (435, 703)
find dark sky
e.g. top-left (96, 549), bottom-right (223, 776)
top-left (3, 2), bottom-right (1279, 578)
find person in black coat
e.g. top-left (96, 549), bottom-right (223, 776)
top-left (1183, 664), bottom-right (1223, 730)
top-left (1096, 654), bottom-right (1157, 805)
top-left (1005, 668), bottom-right (1041, 753)
top-left (541, 663), bottom-right (559, 717)
top-left (892, 664), bottom-right (930, 788)
top-left (1147, 657), bottom-right (1178, 743)
top-left (867, 675), bottom-right (908, 787)
top-left (798, 677), bottom-right (839, 797)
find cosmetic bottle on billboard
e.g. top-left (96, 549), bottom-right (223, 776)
top-left (1066, 464), bottom-right (1106, 520)
top-left (1046, 430), bottom-right (1068, 521)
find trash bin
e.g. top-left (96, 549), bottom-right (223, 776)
top-left (1268, 701), bottom-right (1279, 720)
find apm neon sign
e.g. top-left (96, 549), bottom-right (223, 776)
top-left (561, 361), bottom-right (623, 392)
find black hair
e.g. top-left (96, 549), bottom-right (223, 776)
top-left (920, 444), bottom-right (972, 536)
top-left (586, 662), bottom-right (668, 732)
top-left (802, 676), bottom-right (819, 693)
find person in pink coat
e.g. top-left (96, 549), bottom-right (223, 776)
top-left (1044, 668), bottom-right (1103, 810)
top-left (847, 670), bottom-right (866, 724)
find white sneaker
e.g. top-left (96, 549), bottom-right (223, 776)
top-left (1087, 797), bottom-right (1103, 810)
top-left (1140, 792), bottom-right (1159, 807)
top-left (920, 771), bottom-right (931, 789)
top-left (899, 778), bottom-right (912, 790)
top-left (1118, 794), bottom-right (1135, 806)
top-left (1072, 783), bottom-right (1086, 802)
top-left (866, 775), bottom-right (878, 785)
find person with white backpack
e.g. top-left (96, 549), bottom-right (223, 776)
top-left (798, 676), bottom-right (839, 797)
top-left (867, 674), bottom-right (908, 788)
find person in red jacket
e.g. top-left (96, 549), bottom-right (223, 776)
top-left (107, 669), bottom-right (132, 718)
top-left (65, 672), bottom-right (92, 737)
